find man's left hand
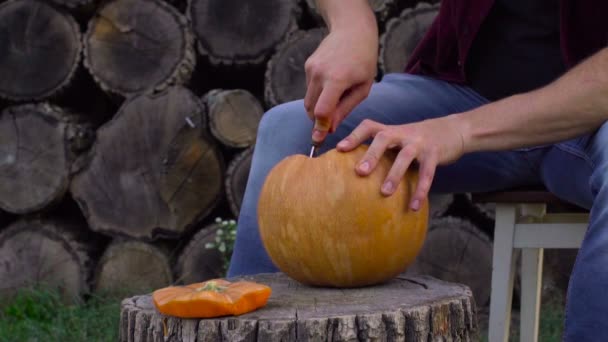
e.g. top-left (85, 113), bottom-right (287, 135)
top-left (336, 116), bottom-right (465, 211)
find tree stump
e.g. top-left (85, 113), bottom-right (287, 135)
top-left (94, 239), bottom-right (173, 296)
top-left (203, 89), bottom-right (264, 149)
top-left (379, 2), bottom-right (439, 75)
top-left (174, 223), bottom-right (225, 284)
top-left (0, 103), bottom-right (91, 214)
top-left (406, 216), bottom-right (493, 308)
top-left (265, 28), bottom-right (327, 107)
top-left (71, 86), bottom-right (224, 240)
top-left (119, 272), bottom-right (477, 342)
top-left (51, 0), bottom-right (94, 8)
top-left (84, 0), bottom-right (195, 96)
top-left (225, 147), bottom-right (253, 216)
top-left (0, 0), bottom-right (81, 101)
top-left (187, 0), bottom-right (299, 65)
top-left (0, 218), bottom-right (94, 301)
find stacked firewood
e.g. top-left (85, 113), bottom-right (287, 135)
top-left (1, 0), bottom-right (528, 306)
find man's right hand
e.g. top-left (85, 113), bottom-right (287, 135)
top-left (305, 0), bottom-right (378, 143)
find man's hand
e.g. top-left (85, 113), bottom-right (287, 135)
top-left (336, 116), bottom-right (465, 211)
top-left (305, 0), bottom-right (378, 143)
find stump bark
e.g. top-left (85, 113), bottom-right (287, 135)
top-left (225, 147), bottom-right (253, 216)
top-left (71, 86), bottom-right (224, 240)
top-left (94, 239), bottom-right (173, 296)
top-left (119, 272), bottom-right (477, 342)
top-left (188, 0), bottom-right (299, 65)
top-left (174, 223), bottom-right (225, 284)
top-left (0, 103), bottom-right (91, 214)
top-left (0, 0), bottom-right (81, 101)
top-left (203, 89), bottom-right (264, 149)
top-left (407, 216), bottom-right (493, 308)
top-left (0, 218), bottom-right (94, 301)
top-left (264, 28), bottom-right (327, 107)
top-left (379, 2), bottom-right (439, 75)
top-left (84, 0), bottom-right (195, 96)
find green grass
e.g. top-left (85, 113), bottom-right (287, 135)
top-left (0, 287), bottom-right (122, 342)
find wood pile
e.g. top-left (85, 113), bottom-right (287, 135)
top-left (2, 0), bottom-right (539, 311)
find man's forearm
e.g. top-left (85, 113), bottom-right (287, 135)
top-left (452, 47), bottom-right (608, 153)
top-left (316, 0), bottom-right (376, 32)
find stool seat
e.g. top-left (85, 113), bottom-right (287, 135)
top-left (471, 187), bottom-right (588, 213)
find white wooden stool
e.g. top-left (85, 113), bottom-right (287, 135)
top-left (472, 189), bottom-right (588, 342)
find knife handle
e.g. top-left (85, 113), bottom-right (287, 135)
top-left (312, 117), bottom-right (332, 146)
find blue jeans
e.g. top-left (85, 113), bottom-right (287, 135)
top-left (227, 73), bottom-right (605, 341)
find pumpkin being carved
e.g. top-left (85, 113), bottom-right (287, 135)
top-left (258, 144), bottom-right (429, 287)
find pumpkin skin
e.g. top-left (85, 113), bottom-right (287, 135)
top-left (152, 279), bottom-right (271, 318)
top-left (258, 145), bottom-right (428, 287)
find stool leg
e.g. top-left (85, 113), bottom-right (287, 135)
top-left (520, 248), bottom-right (544, 342)
top-left (489, 204), bottom-right (517, 342)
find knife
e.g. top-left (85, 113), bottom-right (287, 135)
top-left (309, 117), bottom-right (332, 157)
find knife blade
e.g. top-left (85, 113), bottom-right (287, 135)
top-left (309, 117), bottom-right (332, 157)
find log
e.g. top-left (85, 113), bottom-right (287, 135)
top-left (119, 272), bottom-right (478, 342)
top-left (94, 239), bottom-right (173, 296)
top-left (0, 0), bottom-right (81, 101)
top-left (305, 0), bottom-right (397, 23)
top-left (407, 216), bottom-right (493, 308)
top-left (83, 0), bottom-right (195, 96)
top-left (264, 28), bottom-right (327, 107)
top-left (71, 86), bottom-right (224, 240)
top-left (50, 0), bottom-right (94, 8)
top-left (379, 2), bottom-right (439, 75)
top-left (0, 103), bottom-right (92, 214)
top-left (203, 89), bottom-right (264, 148)
top-left (174, 223), bottom-right (225, 284)
top-left (187, 0), bottom-right (299, 65)
top-left (225, 147), bottom-right (253, 217)
top-left (0, 218), bottom-right (94, 301)
top-left (429, 194), bottom-right (454, 218)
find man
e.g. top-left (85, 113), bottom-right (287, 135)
top-left (227, 0), bottom-right (608, 340)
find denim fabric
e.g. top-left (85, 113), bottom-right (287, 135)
top-left (227, 73), bottom-right (605, 341)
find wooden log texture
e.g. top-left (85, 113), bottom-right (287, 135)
top-left (225, 147), bottom-right (253, 216)
top-left (94, 239), bottom-right (173, 296)
top-left (175, 223), bottom-right (224, 284)
top-left (0, 218), bottom-right (94, 301)
top-left (0, 0), bottom-right (81, 101)
top-left (84, 0), bottom-right (195, 96)
top-left (119, 272), bottom-right (477, 342)
top-left (379, 2), bottom-right (439, 75)
top-left (203, 89), bottom-right (264, 148)
top-left (71, 86), bottom-right (224, 240)
top-left (51, 0), bottom-right (95, 8)
top-left (0, 103), bottom-right (91, 214)
top-left (407, 216), bottom-right (493, 308)
top-left (188, 0), bottom-right (299, 65)
top-left (265, 28), bottom-right (327, 107)
top-left (306, 0), bottom-right (397, 23)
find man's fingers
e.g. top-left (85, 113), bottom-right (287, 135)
top-left (315, 81), bottom-right (346, 125)
top-left (304, 77), bottom-right (322, 122)
top-left (337, 119), bottom-right (382, 152)
top-left (332, 81), bottom-right (371, 131)
top-left (410, 154), bottom-right (437, 211)
top-left (356, 129), bottom-right (394, 176)
top-left (381, 145), bottom-right (417, 196)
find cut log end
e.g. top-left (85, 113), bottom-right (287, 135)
top-left (50, 0), bottom-right (95, 8)
top-left (84, 0), bottom-right (195, 96)
top-left (0, 0), bottom-right (81, 101)
top-left (188, 0), bottom-right (299, 65)
top-left (175, 223), bottom-right (225, 284)
top-left (379, 2), bottom-right (439, 75)
top-left (204, 89), bottom-right (264, 148)
top-left (407, 216), bottom-right (493, 308)
top-left (225, 147), bottom-right (253, 217)
top-left (0, 219), bottom-right (93, 302)
top-left (71, 86), bottom-right (224, 240)
top-left (265, 28), bottom-right (327, 107)
top-left (94, 240), bottom-right (173, 296)
top-left (0, 104), bottom-right (73, 214)
top-left (120, 272), bottom-right (477, 342)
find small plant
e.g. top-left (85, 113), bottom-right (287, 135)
top-left (205, 217), bottom-right (237, 275)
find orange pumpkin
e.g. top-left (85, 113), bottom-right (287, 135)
top-left (258, 145), bottom-right (428, 287)
top-left (152, 279), bottom-right (271, 318)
